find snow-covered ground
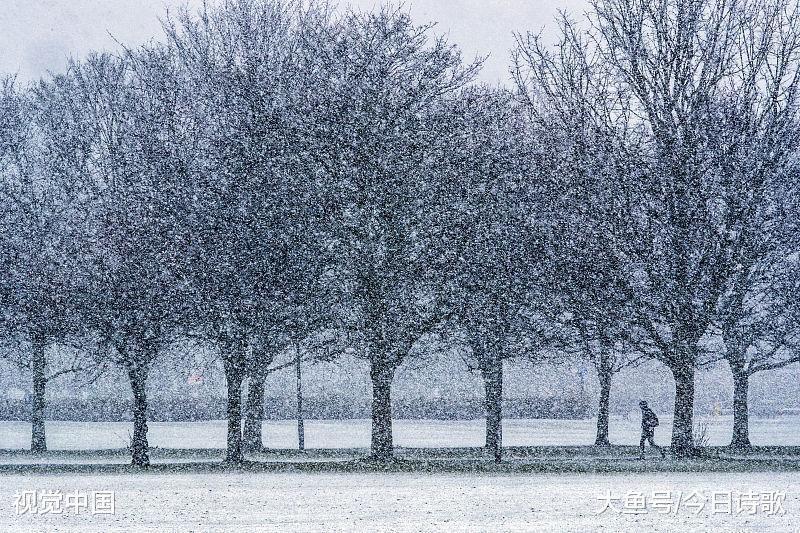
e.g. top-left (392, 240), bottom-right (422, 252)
top-left (1, 418), bottom-right (798, 531)
top-left (0, 470), bottom-right (796, 532)
top-left (1, 415), bottom-right (799, 450)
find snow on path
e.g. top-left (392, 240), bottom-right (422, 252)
top-left (1, 416), bottom-right (800, 450)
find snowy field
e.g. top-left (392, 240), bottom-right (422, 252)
top-left (0, 470), bottom-right (797, 532)
top-left (2, 417), bottom-right (798, 531)
top-left (1, 415), bottom-right (800, 450)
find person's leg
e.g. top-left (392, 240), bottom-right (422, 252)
top-left (648, 435), bottom-right (665, 458)
top-left (639, 432), bottom-right (646, 458)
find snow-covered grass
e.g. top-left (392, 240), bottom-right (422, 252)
top-left (0, 470), bottom-right (797, 532)
top-left (1, 415), bottom-right (800, 450)
top-left (1, 418), bottom-right (798, 530)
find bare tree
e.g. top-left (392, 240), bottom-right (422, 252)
top-left (64, 47), bottom-right (196, 466)
top-left (0, 75), bottom-right (95, 452)
top-left (294, 6), bottom-right (480, 462)
top-left (515, 0), bottom-right (800, 456)
top-left (165, 0), bottom-right (337, 463)
top-left (715, 255), bottom-right (800, 447)
top-left (433, 87), bottom-right (544, 462)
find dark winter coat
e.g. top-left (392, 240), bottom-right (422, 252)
top-left (641, 406), bottom-right (659, 432)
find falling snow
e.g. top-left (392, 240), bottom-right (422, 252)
top-left (3, 0), bottom-right (800, 531)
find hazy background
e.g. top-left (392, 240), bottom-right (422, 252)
top-left (1, 0), bottom-right (589, 84)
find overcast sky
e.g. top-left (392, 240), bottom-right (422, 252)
top-left (1, 0), bottom-right (588, 85)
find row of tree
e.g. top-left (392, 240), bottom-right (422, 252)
top-left (2, 0), bottom-right (800, 465)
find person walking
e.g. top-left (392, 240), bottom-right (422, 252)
top-left (639, 400), bottom-right (666, 459)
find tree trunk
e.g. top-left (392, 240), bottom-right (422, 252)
top-left (127, 360), bottom-right (150, 467)
top-left (224, 361), bottom-right (245, 464)
top-left (731, 370), bottom-right (751, 448)
top-left (483, 357), bottom-right (503, 463)
top-left (670, 364), bottom-right (695, 457)
top-left (243, 375), bottom-right (266, 453)
top-left (370, 364), bottom-right (395, 462)
top-left (222, 332), bottom-right (247, 463)
top-left (594, 369), bottom-right (612, 446)
top-left (296, 347), bottom-right (305, 451)
top-left (30, 338), bottom-right (47, 453)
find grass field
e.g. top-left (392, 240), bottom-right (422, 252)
top-left (2, 417), bottom-right (799, 531)
top-left (2, 414), bottom-right (800, 451)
